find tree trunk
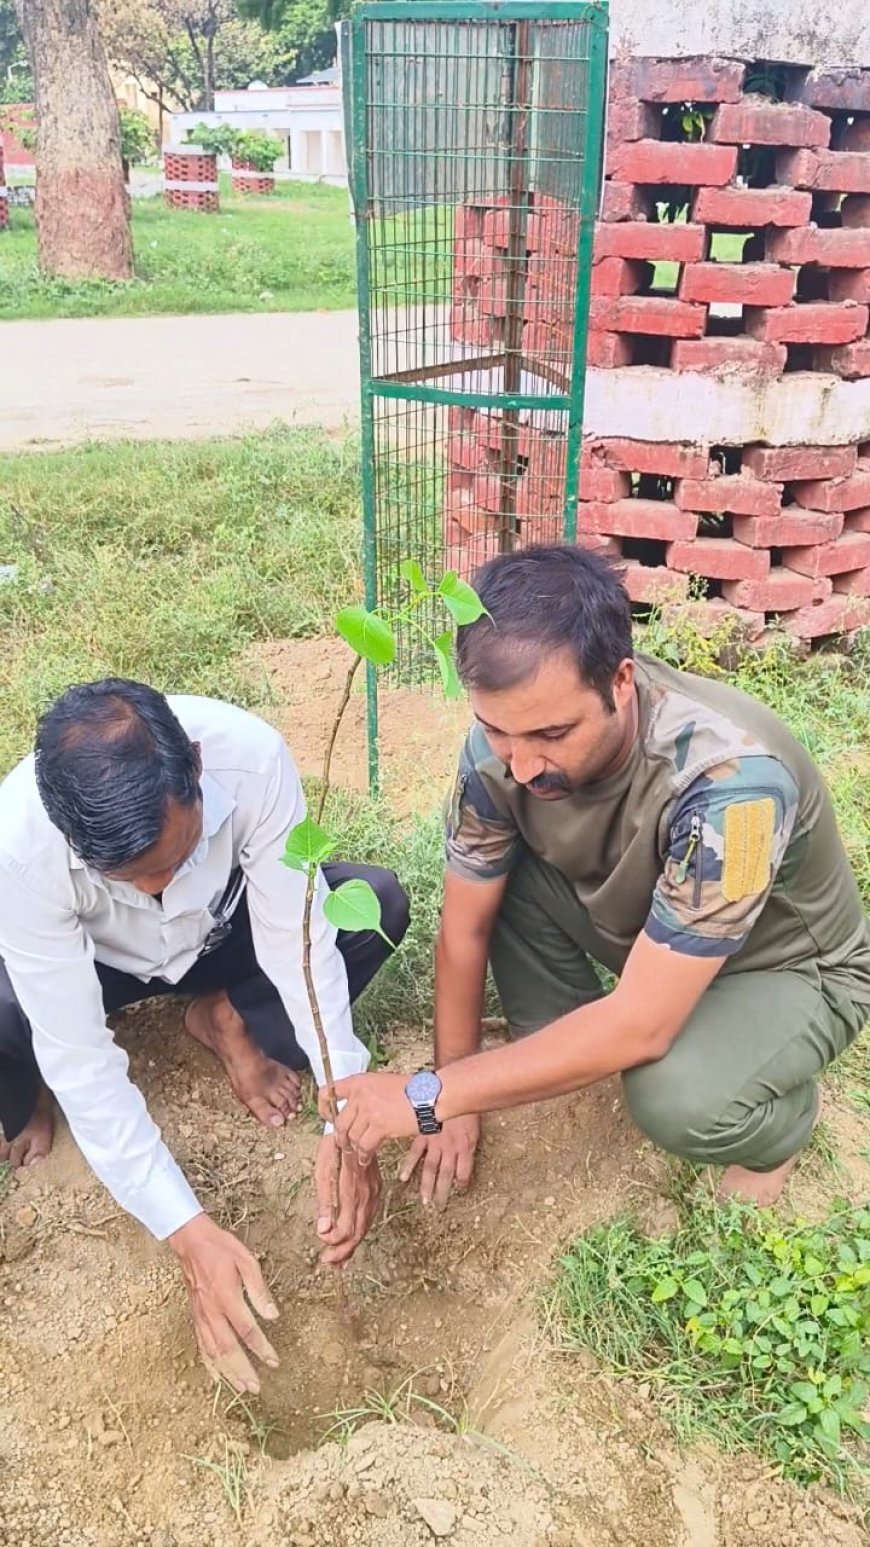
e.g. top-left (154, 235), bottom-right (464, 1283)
top-left (13, 0), bottom-right (132, 280)
top-left (204, 30), bottom-right (216, 112)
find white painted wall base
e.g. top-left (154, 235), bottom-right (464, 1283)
top-left (607, 0), bottom-right (869, 68)
top-left (584, 367), bottom-right (870, 449)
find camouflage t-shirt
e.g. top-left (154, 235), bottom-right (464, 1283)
top-left (445, 654), bottom-right (870, 991)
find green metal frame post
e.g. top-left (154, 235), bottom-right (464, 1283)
top-left (347, 12), bottom-right (381, 794)
top-left (562, 9), bottom-right (608, 538)
top-left (345, 2), bottom-right (609, 793)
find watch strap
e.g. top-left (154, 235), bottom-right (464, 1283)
top-left (414, 1103), bottom-right (442, 1136)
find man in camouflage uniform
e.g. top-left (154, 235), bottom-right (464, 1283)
top-left (324, 545), bottom-right (870, 1208)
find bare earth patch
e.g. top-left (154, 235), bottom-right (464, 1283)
top-left (250, 637), bottom-right (468, 813)
top-left (1, 1004), bottom-right (865, 1547)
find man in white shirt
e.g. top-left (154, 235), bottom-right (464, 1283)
top-left (0, 678), bottom-right (409, 1393)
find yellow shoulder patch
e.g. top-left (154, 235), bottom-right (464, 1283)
top-left (722, 798), bottom-right (776, 902)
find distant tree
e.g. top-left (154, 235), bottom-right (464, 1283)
top-left (240, 0), bottom-right (346, 81)
top-left (13, 0), bottom-right (132, 279)
top-left (101, 0), bottom-right (298, 112)
top-left (0, 0), bottom-right (32, 100)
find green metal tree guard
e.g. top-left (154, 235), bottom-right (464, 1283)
top-left (343, 0), bottom-right (609, 788)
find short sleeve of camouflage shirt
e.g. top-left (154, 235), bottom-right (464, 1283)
top-left (445, 728), bottom-right (522, 882)
top-left (645, 755), bottom-right (800, 958)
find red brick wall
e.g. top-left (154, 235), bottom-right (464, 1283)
top-left (445, 58), bottom-right (870, 644)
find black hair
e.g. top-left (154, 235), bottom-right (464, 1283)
top-left (455, 544), bottom-right (633, 711)
top-left (35, 678), bottom-right (201, 871)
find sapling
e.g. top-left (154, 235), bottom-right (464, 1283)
top-left (280, 561), bottom-right (485, 1234)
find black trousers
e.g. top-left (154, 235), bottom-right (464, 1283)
top-left (0, 862), bottom-right (410, 1141)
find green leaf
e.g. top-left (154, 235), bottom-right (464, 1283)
top-left (438, 570), bottom-right (487, 626)
top-left (323, 878), bottom-right (393, 944)
top-left (683, 1279), bottom-right (708, 1308)
top-left (335, 605), bottom-right (396, 666)
top-left (433, 630), bottom-right (462, 700)
top-left (791, 1381), bottom-right (819, 1406)
top-left (282, 816), bottom-right (336, 873)
top-left (398, 558), bottom-right (428, 594)
top-left (776, 1402), bottom-right (809, 1427)
top-left (651, 1277), bottom-right (679, 1304)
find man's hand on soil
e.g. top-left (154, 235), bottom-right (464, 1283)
top-left (320, 1070), bottom-right (417, 1161)
top-left (168, 1213), bottom-right (279, 1395)
top-left (400, 1115), bottom-right (481, 1207)
top-left (315, 1134), bottom-right (382, 1267)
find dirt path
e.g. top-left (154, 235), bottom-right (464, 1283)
top-left (0, 312), bottom-right (361, 453)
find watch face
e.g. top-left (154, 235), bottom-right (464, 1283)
top-left (406, 1070), bottom-right (441, 1107)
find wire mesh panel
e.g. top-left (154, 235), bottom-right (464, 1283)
top-left (344, 1), bottom-right (609, 784)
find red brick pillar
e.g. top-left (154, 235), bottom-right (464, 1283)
top-left (230, 157), bottom-right (275, 195)
top-left (0, 142), bottom-right (8, 233)
top-left (164, 148), bottom-right (219, 212)
top-left (444, 53), bottom-right (870, 645)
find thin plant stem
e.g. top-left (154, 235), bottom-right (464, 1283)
top-left (300, 651), bottom-right (363, 1251)
top-left (316, 655), bottom-right (363, 826)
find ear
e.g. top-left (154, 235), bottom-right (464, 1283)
top-left (613, 658), bottom-right (635, 708)
top-left (192, 740), bottom-right (203, 778)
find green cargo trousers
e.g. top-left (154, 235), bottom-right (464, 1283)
top-left (488, 854), bottom-right (868, 1172)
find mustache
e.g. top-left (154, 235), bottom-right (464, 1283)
top-left (525, 771), bottom-right (571, 794)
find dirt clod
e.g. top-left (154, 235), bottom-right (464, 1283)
top-left (414, 1498), bottom-right (458, 1537)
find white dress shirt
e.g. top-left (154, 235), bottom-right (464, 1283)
top-left (0, 696), bottom-right (370, 1239)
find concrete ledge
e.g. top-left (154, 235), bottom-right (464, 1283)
top-left (585, 366), bottom-right (870, 448)
top-left (608, 0), bottom-right (870, 69)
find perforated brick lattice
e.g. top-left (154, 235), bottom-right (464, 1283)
top-left (163, 150), bottom-right (219, 212)
top-left (446, 57), bottom-right (870, 643)
top-left (230, 159), bottom-right (276, 196)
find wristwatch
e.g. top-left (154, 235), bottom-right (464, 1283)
top-left (404, 1070), bottom-right (443, 1135)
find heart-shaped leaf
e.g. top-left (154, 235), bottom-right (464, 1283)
top-left (335, 605), bottom-right (396, 666)
top-left (323, 878), bottom-right (395, 947)
top-left (437, 570), bottom-right (487, 626)
top-left (398, 558), bottom-right (428, 595)
top-left (282, 815), bottom-right (336, 873)
top-left (433, 629), bottom-right (462, 700)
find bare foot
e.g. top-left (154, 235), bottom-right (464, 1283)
top-left (717, 1089), bottom-right (822, 1207)
top-left (717, 1152), bottom-right (801, 1207)
top-left (0, 1082), bottom-right (55, 1171)
top-left (183, 991), bottom-right (301, 1130)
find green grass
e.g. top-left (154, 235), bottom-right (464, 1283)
top-left (0, 182), bottom-right (453, 321)
top-left (0, 427), bottom-right (362, 772)
top-left (0, 183), bottom-right (358, 320)
top-left (550, 1199), bottom-right (870, 1511)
